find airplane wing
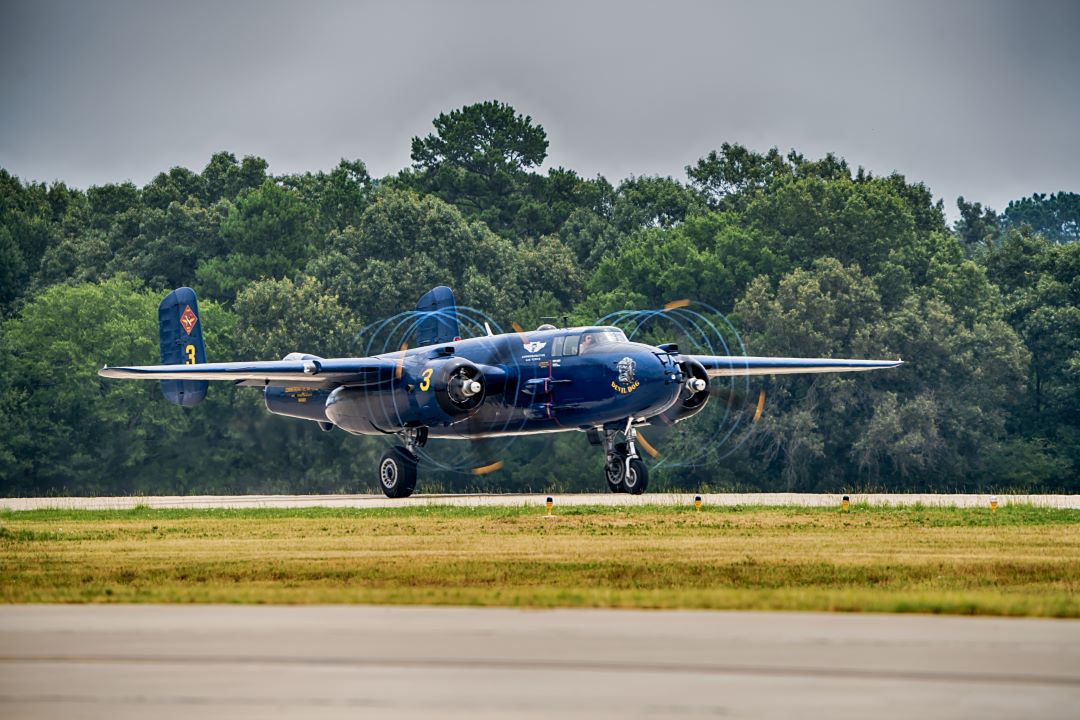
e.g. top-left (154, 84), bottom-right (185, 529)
top-left (98, 358), bottom-right (398, 386)
top-left (687, 355), bottom-right (902, 378)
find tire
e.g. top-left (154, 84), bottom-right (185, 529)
top-left (605, 442), bottom-right (628, 493)
top-left (378, 446), bottom-right (418, 498)
top-left (621, 457), bottom-right (649, 495)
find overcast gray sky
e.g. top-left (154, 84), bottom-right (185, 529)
top-left (2, 0), bottom-right (1078, 215)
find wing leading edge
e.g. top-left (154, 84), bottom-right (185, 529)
top-left (688, 355), bottom-right (902, 378)
top-left (98, 358), bottom-right (397, 385)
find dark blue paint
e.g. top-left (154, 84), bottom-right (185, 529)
top-left (157, 287), bottom-right (207, 407)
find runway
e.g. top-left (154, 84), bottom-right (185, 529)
top-left (3, 492), bottom-right (1078, 510)
top-left (0, 606), bottom-right (1077, 719)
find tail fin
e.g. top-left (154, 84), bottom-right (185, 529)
top-left (158, 287), bottom-right (208, 406)
top-left (415, 285), bottom-right (460, 346)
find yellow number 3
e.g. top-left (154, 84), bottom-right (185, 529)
top-left (184, 344), bottom-right (196, 365)
top-left (419, 367), bottom-right (433, 392)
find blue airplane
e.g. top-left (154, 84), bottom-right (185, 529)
top-left (99, 286), bottom-right (902, 497)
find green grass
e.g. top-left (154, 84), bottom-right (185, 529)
top-left (1, 504), bottom-right (1078, 616)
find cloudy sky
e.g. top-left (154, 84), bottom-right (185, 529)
top-left (2, 0), bottom-right (1078, 215)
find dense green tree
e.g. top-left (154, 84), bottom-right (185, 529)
top-left (281, 159), bottom-right (373, 232)
top-left (233, 276), bottom-right (355, 359)
top-left (0, 227), bottom-right (27, 308)
top-left (0, 279), bottom-right (187, 492)
top-left (612, 175), bottom-right (706, 233)
top-left (202, 152), bottom-right (269, 202)
top-left (686, 144), bottom-right (789, 209)
top-left (196, 180), bottom-right (313, 300)
top-left (411, 101), bottom-right (548, 176)
top-left (1002, 192), bottom-right (1080, 243)
top-left (309, 189), bottom-right (564, 327)
top-left (955, 196), bottom-right (1000, 254)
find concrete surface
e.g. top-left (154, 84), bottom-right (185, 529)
top-left (0, 605), bottom-right (1077, 719)
top-left (2, 492), bottom-right (1078, 510)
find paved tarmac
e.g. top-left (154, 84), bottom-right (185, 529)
top-left (0, 605), bottom-right (1077, 719)
top-left (3, 492), bottom-right (1078, 510)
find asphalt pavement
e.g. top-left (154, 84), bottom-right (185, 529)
top-left (0, 605), bottom-right (1077, 719)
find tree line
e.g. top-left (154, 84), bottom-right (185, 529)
top-left (1, 100), bottom-right (1077, 495)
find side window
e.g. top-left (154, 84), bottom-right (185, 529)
top-left (552, 335), bottom-right (565, 356)
top-left (563, 335), bottom-right (580, 356)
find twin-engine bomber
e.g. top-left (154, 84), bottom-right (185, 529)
top-left (99, 286), bottom-right (902, 497)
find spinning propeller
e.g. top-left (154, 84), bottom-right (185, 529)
top-left (596, 300), bottom-right (765, 470)
top-left (351, 305), bottom-right (524, 479)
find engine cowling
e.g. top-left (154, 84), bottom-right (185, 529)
top-left (324, 356), bottom-right (487, 435)
top-left (264, 354), bottom-right (332, 422)
top-left (654, 358), bottom-right (710, 425)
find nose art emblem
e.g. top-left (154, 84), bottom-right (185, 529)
top-left (612, 357), bottom-right (640, 394)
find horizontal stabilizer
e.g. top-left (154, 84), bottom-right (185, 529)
top-left (99, 358), bottom-right (399, 386)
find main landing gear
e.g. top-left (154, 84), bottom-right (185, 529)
top-left (602, 419), bottom-right (649, 495)
top-left (378, 428), bottom-right (427, 498)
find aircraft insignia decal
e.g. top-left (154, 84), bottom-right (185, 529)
top-left (179, 306), bottom-right (198, 335)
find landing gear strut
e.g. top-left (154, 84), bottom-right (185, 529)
top-left (602, 419), bottom-right (649, 495)
top-left (378, 428), bottom-right (427, 498)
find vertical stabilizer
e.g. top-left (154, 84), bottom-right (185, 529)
top-left (415, 285), bottom-right (460, 347)
top-left (158, 287), bottom-right (208, 406)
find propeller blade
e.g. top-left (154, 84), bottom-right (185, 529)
top-left (394, 342), bottom-right (408, 380)
top-left (663, 299), bottom-right (691, 311)
top-left (471, 460), bottom-right (504, 475)
top-left (752, 389), bottom-right (766, 422)
top-left (636, 431), bottom-right (660, 458)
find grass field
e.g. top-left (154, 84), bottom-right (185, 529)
top-left (2, 504), bottom-right (1078, 616)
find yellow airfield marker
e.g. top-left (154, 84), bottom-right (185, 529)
top-left (842, 495), bottom-right (850, 511)
top-left (694, 495), bottom-right (702, 512)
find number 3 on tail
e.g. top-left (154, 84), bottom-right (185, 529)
top-left (184, 344), bottom-right (196, 365)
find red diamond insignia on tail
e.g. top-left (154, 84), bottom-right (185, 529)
top-left (179, 305), bottom-right (198, 335)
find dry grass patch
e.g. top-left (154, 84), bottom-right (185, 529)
top-left (1, 505), bottom-right (1077, 615)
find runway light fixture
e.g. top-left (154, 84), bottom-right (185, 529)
top-left (545, 496), bottom-right (554, 517)
top-left (694, 495), bottom-right (702, 512)
top-left (990, 496), bottom-right (998, 513)
top-left (842, 495), bottom-right (850, 511)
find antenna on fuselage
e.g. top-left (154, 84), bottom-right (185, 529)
top-left (484, 322), bottom-right (494, 336)
top-left (539, 316), bottom-right (571, 328)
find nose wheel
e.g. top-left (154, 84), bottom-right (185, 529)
top-left (602, 428), bottom-right (650, 495)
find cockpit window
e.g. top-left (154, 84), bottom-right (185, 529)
top-left (579, 329), bottom-right (627, 352)
top-left (555, 329), bottom-right (627, 357)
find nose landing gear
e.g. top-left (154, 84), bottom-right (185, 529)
top-left (602, 420), bottom-right (649, 494)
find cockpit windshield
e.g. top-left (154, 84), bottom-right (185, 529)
top-left (553, 329), bottom-right (628, 356)
top-left (578, 329), bottom-right (628, 353)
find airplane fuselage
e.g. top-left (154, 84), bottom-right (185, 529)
top-left (267, 327), bottom-right (685, 438)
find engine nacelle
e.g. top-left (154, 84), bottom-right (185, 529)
top-left (653, 358), bottom-right (710, 425)
top-left (264, 354), bottom-right (332, 422)
top-left (325, 356), bottom-right (487, 435)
